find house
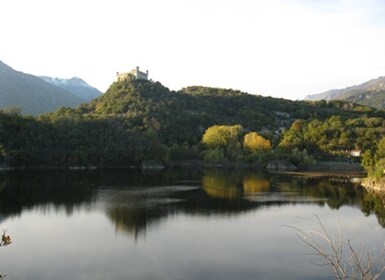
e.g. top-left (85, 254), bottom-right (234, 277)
top-left (350, 150), bottom-right (362, 157)
top-left (116, 66), bottom-right (149, 81)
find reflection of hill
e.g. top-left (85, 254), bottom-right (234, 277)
top-left (106, 206), bottom-right (167, 239)
top-left (0, 168), bottom-right (202, 218)
top-left (100, 185), bottom-right (198, 238)
top-left (1, 168), bottom-right (385, 237)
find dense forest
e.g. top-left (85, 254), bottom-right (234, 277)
top-left (1, 76), bottom-right (385, 176)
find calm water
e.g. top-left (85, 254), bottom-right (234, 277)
top-left (0, 168), bottom-right (384, 280)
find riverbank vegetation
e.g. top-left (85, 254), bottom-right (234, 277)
top-left (1, 77), bottom-right (385, 172)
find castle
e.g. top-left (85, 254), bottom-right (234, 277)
top-left (116, 66), bottom-right (148, 81)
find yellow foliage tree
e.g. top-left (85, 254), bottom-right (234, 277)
top-left (202, 125), bottom-right (243, 149)
top-left (201, 125), bottom-right (243, 162)
top-left (243, 132), bottom-right (271, 153)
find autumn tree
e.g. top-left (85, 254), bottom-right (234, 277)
top-left (201, 125), bottom-right (243, 162)
top-left (278, 120), bottom-right (305, 150)
top-left (243, 132), bottom-right (271, 153)
top-left (202, 125), bottom-right (243, 149)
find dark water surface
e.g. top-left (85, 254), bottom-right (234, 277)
top-left (0, 168), bottom-right (384, 280)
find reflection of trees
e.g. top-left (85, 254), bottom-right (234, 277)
top-left (106, 206), bottom-right (167, 239)
top-left (0, 170), bottom-right (96, 217)
top-left (2, 168), bottom-right (385, 239)
top-left (200, 170), bottom-right (363, 210)
top-left (361, 191), bottom-right (385, 227)
top-left (281, 176), bottom-right (385, 227)
top-left (202, 169), bottom-right (270, 200)
top-left (242, 174), bottom-right (270, 193)
top-left (0, 168), bottom-right (195, 218)
top-left (200, 170), bottom-right (385, 229)
top-left (286, 177), bottom-right (365, 209)
top-left (202, 174), bottom-right (240, 199)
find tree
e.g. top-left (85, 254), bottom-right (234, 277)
top-left (363, 136), bottom-right (385, 177)
top-left (243, 132), bottom-right (271, 153)
top-left (288, 216), bottom-right (385, 280)
top-left (201, 125), bottom-right (243, 162)
top-left (202, 125), bottom-right (243, 149)
top-left (279, 120), bottom-right (305, 149)
top-left (375, 137), bottom-right (385, 161)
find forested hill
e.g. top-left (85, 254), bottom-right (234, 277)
top-left (69, 77), bottom-right (382, 145)
top-left (1, 77), bottom-right (385, 168)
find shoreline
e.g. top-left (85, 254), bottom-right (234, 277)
top-left (272, 170), bottom-right (366, 178)
top-left (0, 160), bottom-right (366, 175)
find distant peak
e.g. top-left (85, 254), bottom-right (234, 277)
top-left (39, 76), bottom-right (91, 88)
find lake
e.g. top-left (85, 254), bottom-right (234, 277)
top-left (0, 168), bottom-right (384, 280)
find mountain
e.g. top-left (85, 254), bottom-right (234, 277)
top-left (39, 76), bottom-right (101, 101)
top-left (305, 76), bottom-right (385, 109)
top-left (0, 61), bottom-right (85, 115)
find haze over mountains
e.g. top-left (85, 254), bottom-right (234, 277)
top-left (0, 61), bottom-right (101, 115)
top-left (305, 76), bottom-right (385, 110)
top-left (39, 76), bottom-right (101, 101)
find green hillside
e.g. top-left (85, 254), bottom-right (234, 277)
top-left (75, 77), bottom-right (382, 145)
top-left (1, 77), bottom-right (385, 169)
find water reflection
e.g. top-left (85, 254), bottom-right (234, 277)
top-left (362, 191), bottom-right (385, 227)
top-left (202, 170), bottom-right (271, 199)
top-left (106, 206), bottom-right (164, 239)
top-left (243, 174), bottom-right (271, 193)
top-left (1, 169), bottom-right (385, 280)
top-left (0, 170), bottom-right (96, 217)
top-left (0, 169), bottom-right (384, 236)
top-left (200, 169), bottom-right (365, 208)
top-left (202, 172), bottom-right (241, 199)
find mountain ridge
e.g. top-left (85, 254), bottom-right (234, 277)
top-left (39, 76), bottom-right (101, 101)
top-left (0, 60), bottom-right (94, 115)
top-left (305, 76), bottom-right (385, 109)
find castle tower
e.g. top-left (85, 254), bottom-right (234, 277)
top-left (131, 66), bottom-right (148, 80)
top-left (116, 66), bottom-right (149, 81)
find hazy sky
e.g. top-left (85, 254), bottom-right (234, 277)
top-left (1, 0), bottom-right (385, 99)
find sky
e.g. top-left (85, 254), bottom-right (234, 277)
top-left (1, 0), bottom-right (385, 100)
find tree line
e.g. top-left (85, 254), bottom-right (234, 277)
top-left (1, 77), bottom-right (385, 175)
